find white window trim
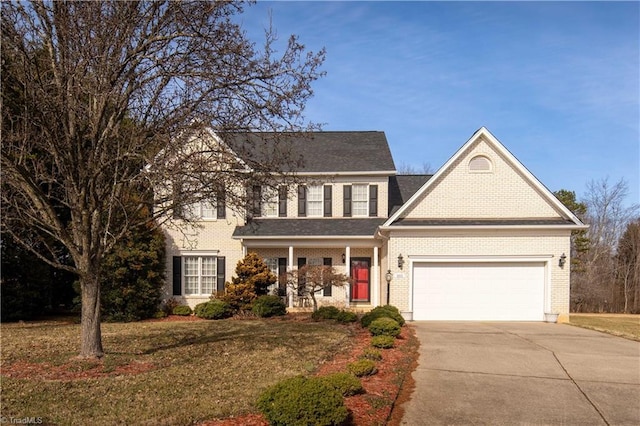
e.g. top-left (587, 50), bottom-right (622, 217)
top-left (262, 187), bottom-right (279, 218)
top-left (307, 185), bottom-right (324, 217)
top-left (352, 183), bottom-right (369, 217)
top-left (183, 254), bottom-right (218, 296)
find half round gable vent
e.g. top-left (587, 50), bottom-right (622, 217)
top-left (469, 155), bottom-right (492, 172)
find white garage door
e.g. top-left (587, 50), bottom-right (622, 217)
top-left (412, 262), bottom-right (545, 321)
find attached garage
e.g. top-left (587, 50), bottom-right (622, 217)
top-left (412, 261), bottom-right (546, 321)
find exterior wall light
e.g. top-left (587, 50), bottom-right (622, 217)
top-left (559, 253), bottom-right (567, 268)
top-left (341, 253), bottom-right (346, 264)
top-left (397, 254), bottom-right (404, 270)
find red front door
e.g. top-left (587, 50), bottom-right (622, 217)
top-left (351, 259), bottom-right (370, 302)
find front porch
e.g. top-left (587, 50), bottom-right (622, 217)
top-left (238, 239), bottom-right (384, 310)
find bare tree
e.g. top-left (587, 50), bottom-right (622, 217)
top-left (287, 265), bottom-right (349, 312)
top-left (396, 162), bottom-right (434, 175)
top-left (616, 220), bottom-right (640, 313)
top-left (1, 1), bottom-right (325, 358)
top-left (576, 178), bottom-right (639, 312)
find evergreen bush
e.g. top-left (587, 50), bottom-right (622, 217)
top-left (256, 376), bottom-right (348, 426)
top-left (360, 305), bottom-right (405, 328)
top-left (335, 310), bottom-right (358, 323)
top-left (172, 305), bottom-right (192, 316)
top-left (194, 300), bottom-right (232, 320)
top-left (360, 348), bottom-right (383, 361)
top-left (347, 359), bottom-right (378, 377)
top-left (368, 317), bottom-right (401, 337)
top-left (252, 295), bottom-right (286, 317)
top-left (319, 372), bottom-right (363, 396)
top-left (371, 335), bottom-right (395, 349)
top-left (311, 305), bottom-right (341, 320)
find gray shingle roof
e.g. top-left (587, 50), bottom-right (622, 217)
top-left (224, 131), bottom-right (396, 173)
top-left (388, 174), bottom-right (432, 215)
top-left (390, 218), bottom-right (575, 226)
top-left (233, 218), bottom-right (386, 238)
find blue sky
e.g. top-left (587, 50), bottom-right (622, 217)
top-left (239, 1), bottom-right (639, 206)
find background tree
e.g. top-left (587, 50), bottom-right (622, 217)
top-left (98, 215), bottom-right (166, 322)
top-left (1, 1), bottom-right (325, 358)
top-left (287, 265), bottom-right (350, 312)
top-left (397, 162), bottom-right (434, 175)
top-left (568, 178), bottom-right (639, 312)
top-left (616, 220), bottom-right (640, 313)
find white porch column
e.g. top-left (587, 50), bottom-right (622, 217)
top-left (345, 246), bottom-right (351, 308)
top-left (288, 246), bottom-right (294, 308)
top-left (373, 246), bottom-right (379, 307)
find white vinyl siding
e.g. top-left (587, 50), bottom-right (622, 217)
top-left (352, 184), bottom-right (368, 216)
top-left (184, 256), bottom-right (217, 295)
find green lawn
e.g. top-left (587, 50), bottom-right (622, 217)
top-left (1, 318), bottom-right (353, 425)
top-left (569, 314), bottom-right (640, 341)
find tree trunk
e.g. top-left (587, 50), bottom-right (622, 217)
top-left (79, 272), bottom-right (104, 358)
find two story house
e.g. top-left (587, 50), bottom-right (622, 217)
top-left (163, 127), bottom-right (586, 322)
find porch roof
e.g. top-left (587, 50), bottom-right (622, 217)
top-left (232, 218), bottom-right (386, 238)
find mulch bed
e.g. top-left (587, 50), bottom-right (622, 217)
top-left (204, 322), bottom-right (419, 426)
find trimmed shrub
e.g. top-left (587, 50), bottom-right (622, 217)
top-left (347, 359), bottom-right (378, 377)
top-left (257, 376), bottom-right (348, 426)
top-left (194, 300), bottom-right (232, 320)
top-left (360, 305), bottom-right (405, 328)
top-left (311, 305), bottom-right (341, 320)
top-left (153, 310), bottom-right (168, 319)
top-left (161, 298), bottom-right (180, 315)
top-left (335, 310), bottom-right (358, 323)
top-left (371, 335), bottom-right (395, 349)
top-left (252, 295), bottom-right (286, 318)
top-left (172, 305), bottom-right (192, 316)
top-left (319, 372), bottom-right (363, 397)
top-left (368, 317), bottom-right (401, 337)
top-left (360, 348), bottom-right (383, 361)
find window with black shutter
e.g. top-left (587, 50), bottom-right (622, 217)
top-left (172, 256), bottom-right (182, 295)
top-left (343, 185), bottom-right (352, 217)
top-left (298, 185), bottom-right (307, 217)
top-left (323, 257), bottom-right (332, 296)
top-left (278, 186), bottom-right (288, 217)
top-left (216, 257), bottom-right (226, 293)
top-left (369, 185), bottom-right (378, 217)
top-left (216, 189), bottom-right (226, 219)
top-left (323, 185), bottom-right (332, 217)
top-left (297, 257), bottom-right (306, 295)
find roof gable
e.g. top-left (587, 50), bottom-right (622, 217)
top-left (384, 127), bottom-right (585, 227)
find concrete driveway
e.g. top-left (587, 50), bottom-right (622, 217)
top-left (399, 322), bottom-right (640, 425)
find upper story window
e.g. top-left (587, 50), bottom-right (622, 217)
top-left (307, 185), bottom-right (323, 216)
top-left (298, 184), bottom-right (332, 217)
top-left (352, 184), bottom-right (369, 216)
top-left (262, 187), bottom-right (278, 217)
top-left (187, 200), bottom-right (216, 220)
top-left (469, 155), bottom-right (492, 173)
top-left (249, 185), bottom-right (288, 220)
top-left (343, 184), bottom-right (378, 217)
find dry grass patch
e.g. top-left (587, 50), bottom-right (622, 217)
top-left (1, 318), bottom-right (353, 425)
top-left (569, 314), bottom-right (640, 341)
